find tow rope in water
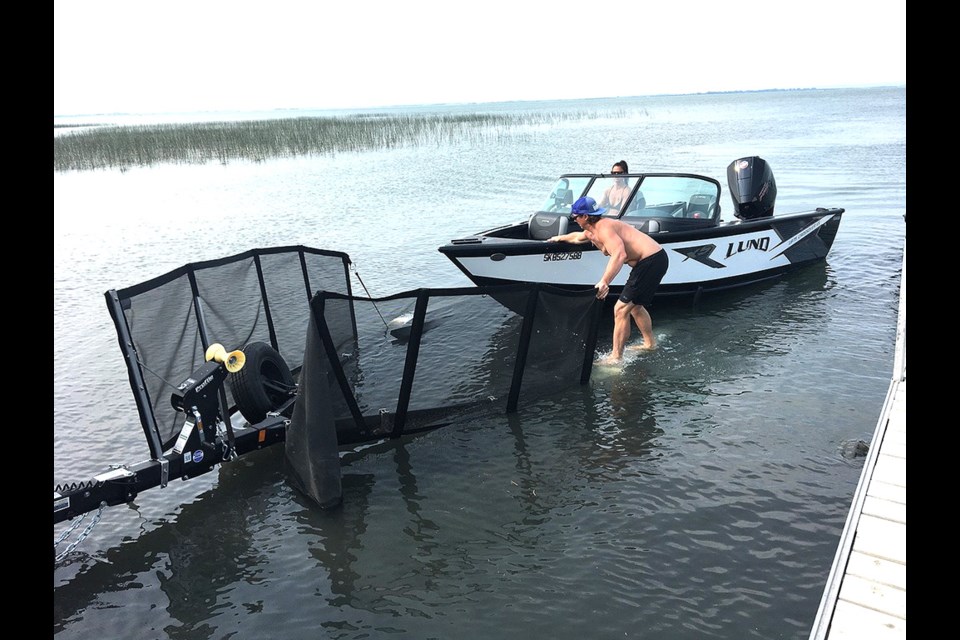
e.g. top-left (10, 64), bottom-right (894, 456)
top-left (350, 263), bottom-right (390, 330)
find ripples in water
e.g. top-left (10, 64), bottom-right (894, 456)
top-left (54, 87), bottom-right (904, 640)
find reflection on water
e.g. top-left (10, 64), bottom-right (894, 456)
top-left (53, 448), bottom-right (286, 638)
top-left (54, 87), bottom-right (904, 640)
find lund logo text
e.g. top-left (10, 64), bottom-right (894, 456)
top-left (726, 237), bottom-right (769, 258)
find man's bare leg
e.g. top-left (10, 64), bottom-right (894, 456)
top-left (605, 300), bottom-right (635, 362)
top-left (628, 305), bottom-right (656, 350)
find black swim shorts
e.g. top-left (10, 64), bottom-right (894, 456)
top-left (618, 249), bottom-right (669, 306)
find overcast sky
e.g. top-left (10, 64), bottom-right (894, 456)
top-left (54, 0), bottom-right (906, 116)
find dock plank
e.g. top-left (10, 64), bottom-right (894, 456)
top-left (853, 514), bottom-right (906, 565)
top-left (828, 600), bottom-right (905, 638)
top-left (845, 550), bottom-right (906, 591)
top-left (873, 454), bottom-right (905, 487)
top-left (837, 573), bottom-right (906, 619)
top-left (866, 479), bottom-right (906, 505)
top-left (861, 494), bottom-right (906, 524)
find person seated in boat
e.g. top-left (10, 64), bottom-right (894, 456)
top-left (598, 160), bottom-right (631, 215)
top-left (547, 196), bottom-right (668, 362)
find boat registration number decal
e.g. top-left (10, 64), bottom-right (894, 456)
top-left (544, 251), bottom-right (582, 261)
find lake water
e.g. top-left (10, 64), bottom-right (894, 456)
top-left (54, 86), bottom-right (906, 639)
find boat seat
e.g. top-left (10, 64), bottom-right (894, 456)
top-left (686, 194), bottom-right (716, 219)
top-left (529, 212), bottom-right (568, 240)
top-left (554, 189), bottom-right (574, 210)
top-left (626, 191), bottom-right (646, 213)
top-left (621, 217), bottom-right (660, 233)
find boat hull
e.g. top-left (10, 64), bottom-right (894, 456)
top-left (439, 208), bottom-right (843, 298)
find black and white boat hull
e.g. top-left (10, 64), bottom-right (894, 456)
top-left (439, 158), bottom-right (843, 299)
top-left (441, 208), bottom-right (842, 298)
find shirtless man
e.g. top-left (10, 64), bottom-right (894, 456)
top-left (548, 196), bottom-right (669, 363)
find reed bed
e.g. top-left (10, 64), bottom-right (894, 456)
top-left (54, 110), bottom-right (626, 172)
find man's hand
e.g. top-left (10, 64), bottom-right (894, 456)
top-left (595, 280), bottom-right (609, 299)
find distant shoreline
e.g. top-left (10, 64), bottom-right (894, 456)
top-left (53, 84), bottom-right (904, 121)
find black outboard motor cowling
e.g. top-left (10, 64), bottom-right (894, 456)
top-left (727, 156), bottom-right (777, 220)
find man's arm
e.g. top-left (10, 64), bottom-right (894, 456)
top-left (593, 225), bottom-right (628, 299)
top-left (547, 231), bottom-right (589, 243)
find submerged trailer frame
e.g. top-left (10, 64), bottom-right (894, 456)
top-left (54, 414), bottom-right (288, 525)
top-left (54, 246), bottom-right (356, 526)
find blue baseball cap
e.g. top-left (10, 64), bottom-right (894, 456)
top-left (569, 196), bottom-right (607, 220)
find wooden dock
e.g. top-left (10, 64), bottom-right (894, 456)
top-left (809, 246), bottom-right (906, 639)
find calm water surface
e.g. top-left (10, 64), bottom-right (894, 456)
top-left (53, 87), bottom-right (906, 639)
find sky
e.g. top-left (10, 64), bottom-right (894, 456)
top-left (54, 0), bottom-right (906, 117)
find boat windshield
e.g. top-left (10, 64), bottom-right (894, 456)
top-left (585, 176), bottom-right (640, 217)
top-left (539, 174), bottom-right (721, 222)
top-left (612, 175), bottom-right (721, 221)
top-left (539, 176), bottom-right (592, 213)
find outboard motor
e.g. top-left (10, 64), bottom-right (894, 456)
top-left (727, 156), bottom-right (777, 220)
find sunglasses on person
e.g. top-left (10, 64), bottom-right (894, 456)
top-left (611, 170), bottom-right (625, 175)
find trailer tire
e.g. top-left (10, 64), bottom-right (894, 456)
top-left (229, 341), bottom-right (296, 424)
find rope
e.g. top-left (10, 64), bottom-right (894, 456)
top-left (350, 264), bottom-right (390, 330)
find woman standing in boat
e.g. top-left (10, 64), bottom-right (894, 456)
top-left (548, 195), bottom-right (668, 363)
top-left (598, 160), bottom-right (632, 215)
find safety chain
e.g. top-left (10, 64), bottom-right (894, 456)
top-left (54, 502), bottom-right (105, 564)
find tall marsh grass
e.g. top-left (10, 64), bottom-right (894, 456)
top-left (54, 111), bottom-right (626, 172)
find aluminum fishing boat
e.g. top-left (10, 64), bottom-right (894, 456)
top-left (439, 157), bottom-right (844, 299)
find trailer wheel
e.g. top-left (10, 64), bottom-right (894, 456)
top-left (229, 341), bottom-right (296, 424)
